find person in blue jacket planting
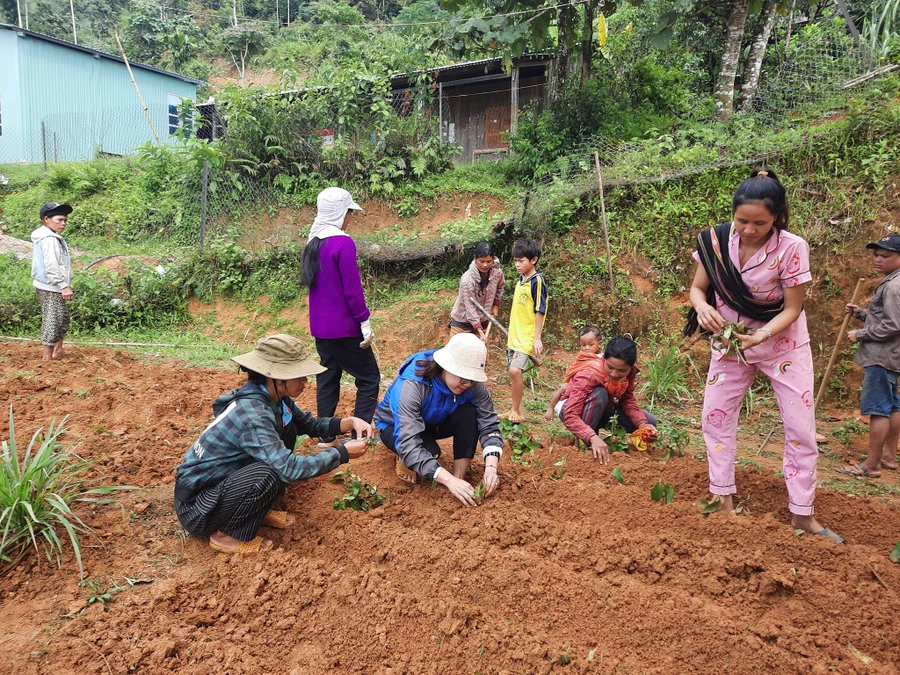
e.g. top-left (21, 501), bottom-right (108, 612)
top-left (375, 332), bottom-right (504, 507)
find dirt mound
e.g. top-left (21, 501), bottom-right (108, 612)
top-left (1, 343), bottom-right (899, 675)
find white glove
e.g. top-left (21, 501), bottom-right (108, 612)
top-left (360, 320), bottom-right (374, 348)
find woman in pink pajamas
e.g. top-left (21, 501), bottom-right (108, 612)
top-left (687, 168), bottom-right (843, 543)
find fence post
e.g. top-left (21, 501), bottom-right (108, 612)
top-left (41, 121), bottom-right (48, 171)
top-left (200, 160), bottom-right (209, 248)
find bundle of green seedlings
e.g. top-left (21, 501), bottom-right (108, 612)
top-left (331, 470), bottom-right (386, 511)
top-left (711, 321), bottom-right (750, 366)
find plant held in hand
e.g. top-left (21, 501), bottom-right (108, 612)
top-left (711, 321), bottom-right (750, 366)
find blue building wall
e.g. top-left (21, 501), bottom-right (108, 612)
top-left (0, 30), bottom-right (25, 163)
top-left (0, 26), bottom-right (199, 164)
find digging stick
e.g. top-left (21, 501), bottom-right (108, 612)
top-left (594, 151), bottom-right (615, 300)
top-left (469, 297), bottom-right (542, 366)
top-left (814, 277), bottom-right (865, 411)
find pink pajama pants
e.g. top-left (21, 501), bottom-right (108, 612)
top-left (702, 345), bottom-right (818, 516)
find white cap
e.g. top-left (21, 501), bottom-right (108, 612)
top-left (433, 333), bottom-right (488, 383)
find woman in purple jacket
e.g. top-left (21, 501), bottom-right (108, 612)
top-left (301, 187), bottom-right (380, 447)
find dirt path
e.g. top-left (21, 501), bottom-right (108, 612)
top-left (0, 343), bottom-right (898, 675)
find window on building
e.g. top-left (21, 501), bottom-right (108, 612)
top-left (167, 94), bottom-right (193, 136)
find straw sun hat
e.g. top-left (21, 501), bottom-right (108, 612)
top-left (231, 334), bottom-right (326, 380)
top-left (433, 333), bottom-right (488, 383)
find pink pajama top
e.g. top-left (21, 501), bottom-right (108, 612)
top-left (693, 224), bottom-right (813, 364)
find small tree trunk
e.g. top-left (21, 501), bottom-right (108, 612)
top-left (551, 2), bottom-right (575, 100)
top-left (739, 0), bottom-right (778, 111)
top-left (714, 0), bottom-right (751, 120)
top-left (581, 0), bottom-right (598, 84)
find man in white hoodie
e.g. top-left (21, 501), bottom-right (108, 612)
top-left (31, 202), bottom-right (74, 361)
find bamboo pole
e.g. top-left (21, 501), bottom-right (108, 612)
top-left (115, 32), bottom-right (163, 148)
top-left (593, 151), bottom-right (615, 299)
top-left (814, 277), bottom-right (865, 410)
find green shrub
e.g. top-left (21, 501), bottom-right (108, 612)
top-left (0, 254), bottom-right (41, 335)
top-left (0, 407), bottom-right (136, 575)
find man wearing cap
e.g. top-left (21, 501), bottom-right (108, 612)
top-left (840, 233), bottom-right (900, 477)
top-left (174, 334), bottom-right (373, 553)
top-left (301, 187), bottom-right (380, 449)
top-left (31, 202), bottom-right (74, 361)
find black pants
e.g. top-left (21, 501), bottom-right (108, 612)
top-left (174, 462), bottom-right (285, 541)
top-left (561, 386), bottom-right (658, 433)
top-left (381, 403), bottom-right (479, 462)
top-left (315, 337), bottom-right (380, 439)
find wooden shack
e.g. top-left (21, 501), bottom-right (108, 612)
top-left (391, 55), bottom-right (550, 163)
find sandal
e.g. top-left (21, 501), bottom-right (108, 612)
top-left (836, 462), bottom-right (881, 478)
top-left (209, 536), bottom-right (273, 554)
top-left (880, 460), bottom-right (898, 470)
top-left (261, 510), bottom-right (295, 529)
top-left (395, 455), bottom-right (420, 484)
top-left (506, 411), bottom-right (526, 424)
top-left (810, 527), bottom-right (846, 545)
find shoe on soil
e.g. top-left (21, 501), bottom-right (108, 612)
top-left (210, 536), bottom-right (273, 554)
top-left (836, 462), bottom-right (881, 478)
top-left (395, 455), bottom-right (420, 484)
top-left (261, 510), bottom-right (295, 529)
top-left (810, 527), bottom-right (846, 545)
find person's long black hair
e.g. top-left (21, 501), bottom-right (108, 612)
top-left (301, 238), bottom-right (322, 288)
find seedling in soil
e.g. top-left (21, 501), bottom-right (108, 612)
top-left (598, 421), bottom-right (629, 454)
top-left (890, 542), bottom-right (900, 564)
top-left (549, 457), bottom-right (567, 481)
top-left (697, 497), bottom-right (721, 516)
top-left (499, 419), bottom-right (540, 465)
top-left (658, 426), bottom-right (689, 462)
top-left (650, 479), bottom-right (675, 504)
top-left (331, 470), bottom-right (385, 512)
top-left (472, 480), bottom-right (487, 502)
top-left (611, 468), bottom-right (625, 484)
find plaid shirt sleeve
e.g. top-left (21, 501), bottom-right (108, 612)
top-left (238, 416), bottom-right (346, 483)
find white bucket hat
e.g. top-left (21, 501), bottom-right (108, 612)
top-left (232, 334), bottom-right (326, 380)
top-left (433, 333), bottom-right (488, 383)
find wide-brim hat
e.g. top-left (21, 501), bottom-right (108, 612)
top-left (317, 186), bottom-right (363, 213)
top-left (231, 334), bottom-right (326, 380)
top-left (866, 233), bottom-right (900, 253)
top-left (433, 333), bottom-right (488, 383)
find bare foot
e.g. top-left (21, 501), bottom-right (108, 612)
top-left (52, 348), bottom-right (65, 359)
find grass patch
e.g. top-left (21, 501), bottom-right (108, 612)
top-left (0, 407), bottom-right (138, 577)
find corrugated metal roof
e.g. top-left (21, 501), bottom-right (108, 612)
top-left (0, 23), bottom-right (205, 85)
top-left (390, 54), bottom-right (551, 85)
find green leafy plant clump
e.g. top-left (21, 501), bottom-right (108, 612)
top-left (0, 407), bottom-right (137, 577)
top-left (499, 419), bottom-right (540, 465)
top-left (331, 470), bottom-right (386, 512)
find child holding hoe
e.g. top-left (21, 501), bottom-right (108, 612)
top-left (687, 167), bottom-right (843, 543)
top-left (505, 239), bottom-right (547, 423)
top-left (839, 232), bottom-right (900, 478)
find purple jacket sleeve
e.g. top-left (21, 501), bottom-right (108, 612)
top-left (337, 237), bottom-right (371, 324)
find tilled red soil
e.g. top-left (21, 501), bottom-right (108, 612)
top-left (1, 344), bottom-right (899, 675)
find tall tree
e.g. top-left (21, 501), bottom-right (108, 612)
top-left (713, 0), bottom-right (750, 118)
top-left (739, 0), bottom-right (779, 111)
